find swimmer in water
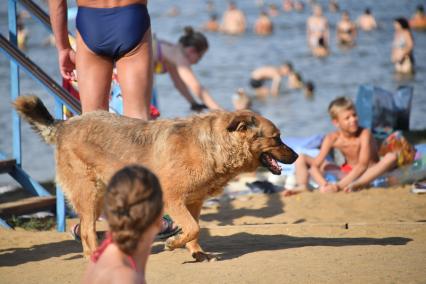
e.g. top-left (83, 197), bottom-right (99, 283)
top-left (409, 5), bottom-right (426, 30)
top-left (392, 18), bottom-right (415, 75)
top-left (357, 8), bottom-right (377, 31)
top-left (307, 5), bottom-right (330, 57)
top-left (254, 11), bottom-right (274, 36)
top-left (337, 11), bottom-right (357, 46)
top-left (249, 62), bottom-right (293, 97)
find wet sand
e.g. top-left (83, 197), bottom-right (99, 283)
top-left (1, 185), bottom-right (426, 284)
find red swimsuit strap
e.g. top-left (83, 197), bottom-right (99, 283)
top-left (90, 232), bottom-right (138, 271)
top-left (90, 232), bottom-right (114, 263)
top-left (127, 254), bottom-right (138, 271)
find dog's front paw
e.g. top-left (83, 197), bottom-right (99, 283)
top-left (191, 251), bottom-right (218, 262)
top-left (164, 236), bottom-right (178, 251)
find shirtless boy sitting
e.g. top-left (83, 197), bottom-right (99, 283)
top-left (284, 96), bottom-right (398, 196)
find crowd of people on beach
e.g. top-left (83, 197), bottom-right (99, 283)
top-left (6, 0), bottom-right (422, 281)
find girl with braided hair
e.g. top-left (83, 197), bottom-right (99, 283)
top-left (82, 165), bottom-right (164, 284)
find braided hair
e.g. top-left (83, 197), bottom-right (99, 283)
top-left (104, 165), bottom-right (163, 255)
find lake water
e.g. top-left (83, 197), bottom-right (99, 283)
top-left (0, 0), bottom-right (425, 185)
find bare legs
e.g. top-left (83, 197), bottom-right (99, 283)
top-left (283, 154), bottom-right (312, 196)
top-left (76, 32), bottom-right (112, 112)
top-left (346, 152), bottom-right (397, 191)
top-left (283, 153), bottom-right (398, 195)
top-left (116, 29), bottom-right (153, 120)
top-left (76, 29), bottom-right (153, 120)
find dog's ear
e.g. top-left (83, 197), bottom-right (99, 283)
top-left (227, 113), bottom-right (258, 132)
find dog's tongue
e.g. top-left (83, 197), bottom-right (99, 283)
top-left (261, 153), bottom-right (282, 175)
top-left (268, 155), bottom-right (281, 173)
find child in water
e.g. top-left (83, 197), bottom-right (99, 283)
top-left (409, 5), bottom-right (426, 30)
top-left (337, 11), bottom-right (357, 46)
top-left (303, 81), bottom-right (315, 99)
top-left (357, 8), bottom-right (377, 31)
top-left (249, 62), bottom-right (293, 96)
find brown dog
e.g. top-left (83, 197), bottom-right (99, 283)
top-left (14, 96), bottom-right (298, 261)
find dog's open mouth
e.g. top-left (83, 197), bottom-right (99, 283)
top-left (260, 153), bottom-right (282, 175)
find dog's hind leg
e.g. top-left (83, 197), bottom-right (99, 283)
top-left (62, 173), bottom-right (102, 258)
top-left (58, 145), bottom-right (120, 257)
top-left (72, 174), bottom-right (104, 257)
top-left (80, 207), bottom-right (98, 258)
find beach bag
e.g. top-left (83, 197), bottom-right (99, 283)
top-left (355, 85), bottom-right (413, 132)
top-left (379, 131), bottom-right (416, 167)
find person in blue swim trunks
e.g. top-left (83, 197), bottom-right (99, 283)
top-left (48, 0), bottom-right (153, 120)
top-left (48, 0), bottom-right (180, 239)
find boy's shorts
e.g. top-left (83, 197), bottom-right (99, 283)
top-left (340, 163), bottom-right (353, 173)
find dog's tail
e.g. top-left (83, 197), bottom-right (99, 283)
top-left (13, 96), bottom-right (59, 144)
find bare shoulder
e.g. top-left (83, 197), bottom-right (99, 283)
top-left (359, 128), bottom-right (373, 139)
top-left (165, 44), bottom-right (189, 66)
top-left (325, 131), bottom-right (339, 144)
top-left (252, 66), bottom-right (276, 78)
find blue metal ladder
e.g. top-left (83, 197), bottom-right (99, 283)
top-left (0, 0), bottom-right (81, 232)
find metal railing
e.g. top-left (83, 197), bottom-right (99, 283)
top-left (1, 0), bottom-right (159, 232)
top-left (0, 0), bottom-right (81, 232)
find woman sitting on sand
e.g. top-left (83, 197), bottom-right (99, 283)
top-left (153, 26), bottom-right (222, 111)
top-left (392, 18), bottom-right (415, 75)
top-left (82, 165), bottom-right (163, 284)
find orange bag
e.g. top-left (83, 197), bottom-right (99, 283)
top-left (379, 131), bottom-right (416, 166)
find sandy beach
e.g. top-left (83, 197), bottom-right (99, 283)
top-left (1, 1), bottom-right (425, 283)
top-left (1, 185), bottom-right (425, 284)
